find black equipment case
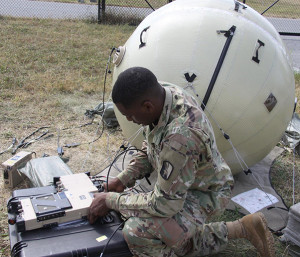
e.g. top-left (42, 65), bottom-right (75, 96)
top-left (8, 186), bottom-right (132, 257)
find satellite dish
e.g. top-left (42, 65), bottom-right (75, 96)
top-left (111, 0), bottom-right (295, 174)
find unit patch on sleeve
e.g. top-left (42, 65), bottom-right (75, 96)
top-left (160, 161), bottom-right (174, 180)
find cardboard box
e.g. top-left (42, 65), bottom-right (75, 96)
top-left (1, 151), bottom-right (33, 188)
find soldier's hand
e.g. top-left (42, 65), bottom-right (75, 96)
top-left (88, 192), bottom-right (109, 224)
top-left (103, 177), bottom-right (125, 193)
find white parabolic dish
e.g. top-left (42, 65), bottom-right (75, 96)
top-left (111, 0), bottom-right (295, 175)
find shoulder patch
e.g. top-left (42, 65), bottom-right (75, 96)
top-left (160, 161), bottom-right (174, 180)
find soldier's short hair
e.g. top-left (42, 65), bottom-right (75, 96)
top-left (112, 67), bottom-right (159, 108)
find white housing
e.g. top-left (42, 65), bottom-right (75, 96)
top-left (112, 0), bottom-right (295, 174)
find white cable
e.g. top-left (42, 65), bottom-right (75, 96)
top-left (284, 114), bottom-right (297, 206)
top-left (250, 171), bottom-right (280, 208)
top-left (106, 131), bottom-right (111, 161)
top-left (80, 148), bottom-right (93, 172)
top-left (80, 48), bottom-right (117, 172)
top-left (125, 126), bottom-right (144, 147)
top-left (200, 101), bottom-right (286, 217)
top-left (293, 140), bottom-right (295, 206)
top-left (80, 93), bottom-right (107, 172)
top-left (201, 102), bottom-right (250, 171)
top-left (289, 115), bottom-right (297, 206)
top-left (129, 127), bottom-right (144, 144)
top-left (227, 138), bottom-right (248, 171)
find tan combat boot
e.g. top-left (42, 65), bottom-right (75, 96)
top-left (226, 212), bottom-right (275, 257)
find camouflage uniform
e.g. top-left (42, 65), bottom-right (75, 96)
top-left (106, 84), bottom-right (234, 256)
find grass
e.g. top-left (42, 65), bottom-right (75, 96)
top-left (271, 149), bottom-right (300, 207)
top-left (28, 0), bottom-right (300, 19)
top-left (0, 16), bottom-right (300, 257)
top-left (100, 12), bottom-right (144, 25)
top-left (103, 0), bottom-right (170, 9)
top-left (0, 18), bottom-right (134, 94)
top-left (0, 17), bottom-right (134, 256)
top-left (31, 0), bottom-right (170, 9)
top-left (244, 0), bottom-right (300, 18)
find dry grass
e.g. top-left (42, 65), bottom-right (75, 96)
top-left (27, 0), bottom-right (300, 18)
top-left (0, 18), bottom-right (134, 94)
top-left (0, 17), bottom-right (134, 257)
top-left (0, 16), bottom-right (299, 257)
top-left (31, 0), bottom-right (170, 9)
top-left (105, 0), bottom-right (170, 9)
top-left (0, 17), bottom-right (135, 168)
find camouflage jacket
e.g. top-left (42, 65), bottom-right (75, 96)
top-left (106, 83), bottom-right (233, 218)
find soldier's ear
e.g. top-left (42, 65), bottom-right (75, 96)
top-left (141, 100), bottom-right (155, 113)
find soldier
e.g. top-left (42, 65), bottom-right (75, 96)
top-left (88, 67), bottom-right (275, 257)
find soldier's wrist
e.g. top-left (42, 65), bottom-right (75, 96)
top-left (105, 192), bottom-right (120, 210)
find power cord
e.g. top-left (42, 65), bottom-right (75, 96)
top-left (105, 146), bottom-right (148, 192)
top-left (11, 126), bottom-right (51, 154)
top-left (79, 47), bottom-right (117, 172)
top-left (99, 219), bottom-right (127, 257)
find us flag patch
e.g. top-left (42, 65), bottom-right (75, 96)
top-left (160, 161), bottom-right (174, 180)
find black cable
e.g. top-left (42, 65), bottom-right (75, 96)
top-left (22, 130), bottom-right (50, 148)
top-left (261, 0), bottom-right (280, 15)
top-left (98, 145), bottom-right (148, 256)
top-left (143, 0), bottom-right (155, 11)
top-left (62, 124), bottom-right (105, 149)
top-left (138, 184), bottom-right (147, 193)
top-left (57, 47), bottom-right (117, 150)
top-left (112, 162), bottom-right (122, 173)
top-left (105, 149), bottom-right (128, 191)
top-left (105, 147), bottom-right (147, 192)
top-left (99, 219), bottom-right (127, 257)
top-left (58, 115), bottom-right (104, 149)
top-left (61, 121), bottom-right (94, 131)
top-left (78, 47), bottom-right (116, 146)
top-left (12, 126), bottom-right (50, 154)
top-left (121, 145), bottom-right (139, 170)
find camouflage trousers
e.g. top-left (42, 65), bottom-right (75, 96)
top-left (121, 187), bottom-right (231, 257)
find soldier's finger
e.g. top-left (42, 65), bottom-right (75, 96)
top-left (88, 213), bottom-right (96, 224)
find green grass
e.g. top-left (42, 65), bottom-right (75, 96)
top-left (245, 0), bottom-right (300, 18)
top-left (0, 18), bottom-right (134, 95)
top-left (0, 16), bottom-right (299, 257)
